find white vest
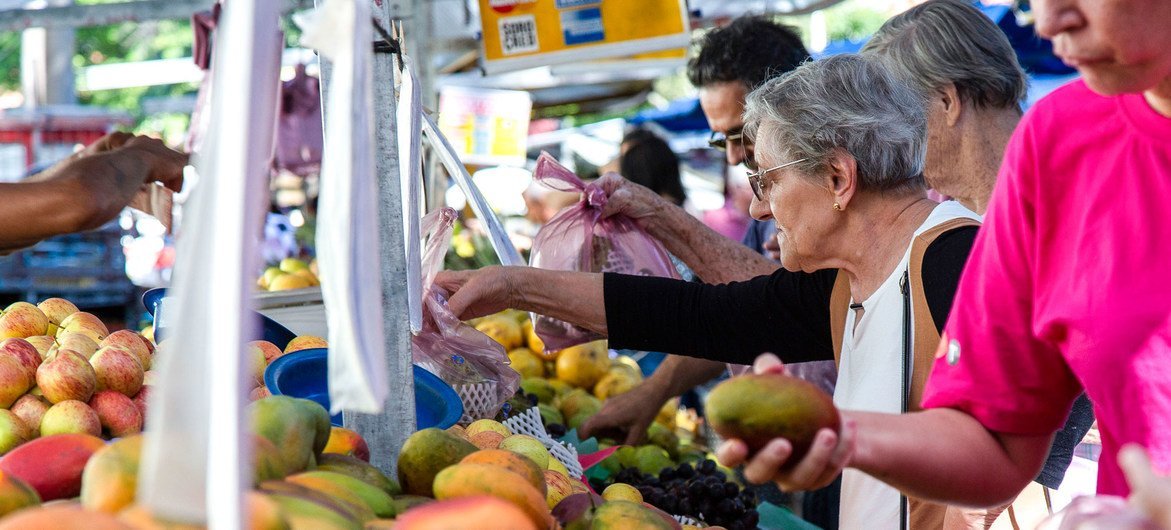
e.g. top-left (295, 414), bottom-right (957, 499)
top-left (835, 201), bottom-right (981, 530)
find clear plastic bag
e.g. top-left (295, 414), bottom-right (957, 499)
top-left (529, 152), bottom-right (680, 351)
top-left (412, 208), bottom-right (520, 418)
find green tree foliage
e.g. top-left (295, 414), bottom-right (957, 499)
top-left (823, 0), bottom-right (887, 42)
top-left (2, 1), bottom-right (306, 135)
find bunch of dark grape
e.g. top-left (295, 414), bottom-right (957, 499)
top-left (610, 459), bottom-right (760, 529)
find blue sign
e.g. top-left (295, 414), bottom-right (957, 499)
top-left (560, 7), bottom-right (605, 46)
top-left (555, 0), bottom-right (601, 8)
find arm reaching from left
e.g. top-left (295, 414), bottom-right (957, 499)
top-left (0, 133), bottom-right (186, 250)
top-left (435, 267), bottom-right (608, 334)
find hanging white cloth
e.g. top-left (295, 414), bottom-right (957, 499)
top-left (300, 0), bottom-right (390, 414)
top-left (137, 1), bottom-right (283, 526)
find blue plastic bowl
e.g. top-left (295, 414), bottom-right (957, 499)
top-left (142, 288), bottom-right (298, 348)
top-left (264, 348), bottom-right (463, 430)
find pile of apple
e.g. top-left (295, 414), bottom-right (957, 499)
top-left (0, 298), bottom-right (155, 454)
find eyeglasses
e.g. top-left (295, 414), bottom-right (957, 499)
top-left (747, 158), bottom-right (808, 201)
top-left (708, 128), bottom-right (745, 152)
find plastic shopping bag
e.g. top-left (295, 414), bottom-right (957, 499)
top-left (413, 208), bottom-right (520, 423)
top-left (529, 152), bottom-right (679, 351)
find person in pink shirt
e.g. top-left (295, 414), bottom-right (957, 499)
top-left (716, 0), bottom-right (1171, 514)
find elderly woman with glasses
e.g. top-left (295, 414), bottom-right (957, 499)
top-left (436, 54), bottom-right (982, 529)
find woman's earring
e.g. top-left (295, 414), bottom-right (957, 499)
top-left (833, 202), bottom-right (842, 211)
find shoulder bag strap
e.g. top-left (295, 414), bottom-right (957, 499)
top-left (828, 270), bottom-right (851, 368)
top-left (904, 216), bottom-right (981, 530)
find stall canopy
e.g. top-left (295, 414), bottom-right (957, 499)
top-left (631, 1), bottom-right (1079, 134)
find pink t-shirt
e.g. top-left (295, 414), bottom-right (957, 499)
top-left (921, 80), bottom-right (1171, 496)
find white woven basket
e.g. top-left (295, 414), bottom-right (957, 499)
top-left (418, 362), bottom-right (500, 425)
top-left (503, 407), bottom-right (584, 478)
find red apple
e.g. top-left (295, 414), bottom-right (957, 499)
top-left (22, 336), bottom-right (55, 359)
top-left (40, 400), bottom-right (101, 437)
top-left (10, 394), bottom-right (49, 438)
top-left (36, 298), bottom-right (78, 336)
top-left (0, 409), bottom-right (29, 454)
top-left (0, 338), bottom-right (41, 381)
top-left (55, 332), bottom-right (99, 359)
top-left (250, 340), bottom-right (283, 364)
top-left (56, 312), bottom-right (108, 343)
top-left (284, 335), bottom-right (327, 354)
top-left (0, 356), bottom-right (32, 408)
top-left (100, 330), bottom-right (152, 371)
top-left (0, 302), bottom-right (49, 340)
top-left (88, 390), bottom-right (143, 438)
top-left (36, 349), bottom-right (97, 404)
top-left (249, 386), bottom-right (271, 401)
top-left (89, 346), bottom-right (144, 397)
top-left (131, 386), bottom-right (151, 424)
top-left (248, 344), bottom-right (267, 387)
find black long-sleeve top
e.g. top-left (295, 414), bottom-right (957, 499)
top-left (603, 226), bottom-right (979, 364)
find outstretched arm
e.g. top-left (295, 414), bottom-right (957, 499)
top-left (0, 133), bottom-right (185, 250)
top-left (597, 173), bottom-right (779, 282)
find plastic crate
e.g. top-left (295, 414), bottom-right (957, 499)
top-left (0, 222), bottom-right (132, 307)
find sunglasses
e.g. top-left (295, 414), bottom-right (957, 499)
top-left (708, 127), bottom-right (745, 152)
top-left (746, 158), bottom-right (808, 201)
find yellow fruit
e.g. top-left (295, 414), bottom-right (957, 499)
top-left (547, 456), bottom-right (569, 477)
top-left (601, 483), bottom-right (643, 503)
top-left (269, 273), bottom-right (312, 291)
top-left (465, 419), bottom-right (511, 438)
top-left (397, 428), bottom-right (477, 497)
top-left (557, 389), bottom-right (602, 419)
top-left (431, 463), bottom-right (552, 530)
top-left (261, 267), bottom-right (284, 289)
top-left (554, 341), bottom-right (610, 389)
top-left (543, 469), bottom-right (574, 509)
top-left (279, 258), bottom-right (310, 274)
top-left (593, 370), bottom-right (639, 401)
top-left (522, 321), bottom-right (550, 360)
top-left (498, 435), bottom-right (550, 470)
top-left (80, 434), bottom-right (143, 513)
top-left (611, 357), bottom-right (643, 378)
top-left (507, 348), bottom-right (544, 378)
top-left (460, 449), bottom-right (546, 496)
top-left (655, 398), bottom-right (678, 430)
top-left (592, 500), bottom-right (673, 529)
top-left (705, 373), bottom-right (841, 466)
top-left (474, 316), bottom-right (522, 350)
top-left (293, 269), bottom-right (320, 287)
top-left (547, 379), bottom-right (573, 396)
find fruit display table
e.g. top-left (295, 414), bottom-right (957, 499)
top-left (254, 287), bottom-right (328, 339)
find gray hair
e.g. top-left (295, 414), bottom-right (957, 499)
top-left (862, 0), bottom-right (1027, 111)
top-left (743, 54), bottom-right (927, 194)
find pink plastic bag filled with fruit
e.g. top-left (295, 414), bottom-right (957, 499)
top-left (413, 207), bottom-right (519, 413)
top-left (529, 151), bottom-right (679, 351)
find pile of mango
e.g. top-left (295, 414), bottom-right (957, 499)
top-left (257, 258), bottom-right (320, 292)
top-left (0, 394), bottom-right (404, 529)
top-left (470, 310), bottom-right (643, 425)
top-left (472, 311), bottom-right (706, 479)
top-left (391, 419), bottom-right (683, 529)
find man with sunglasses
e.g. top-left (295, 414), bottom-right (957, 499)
top-left (691, 17), bottom-right (810, 261)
